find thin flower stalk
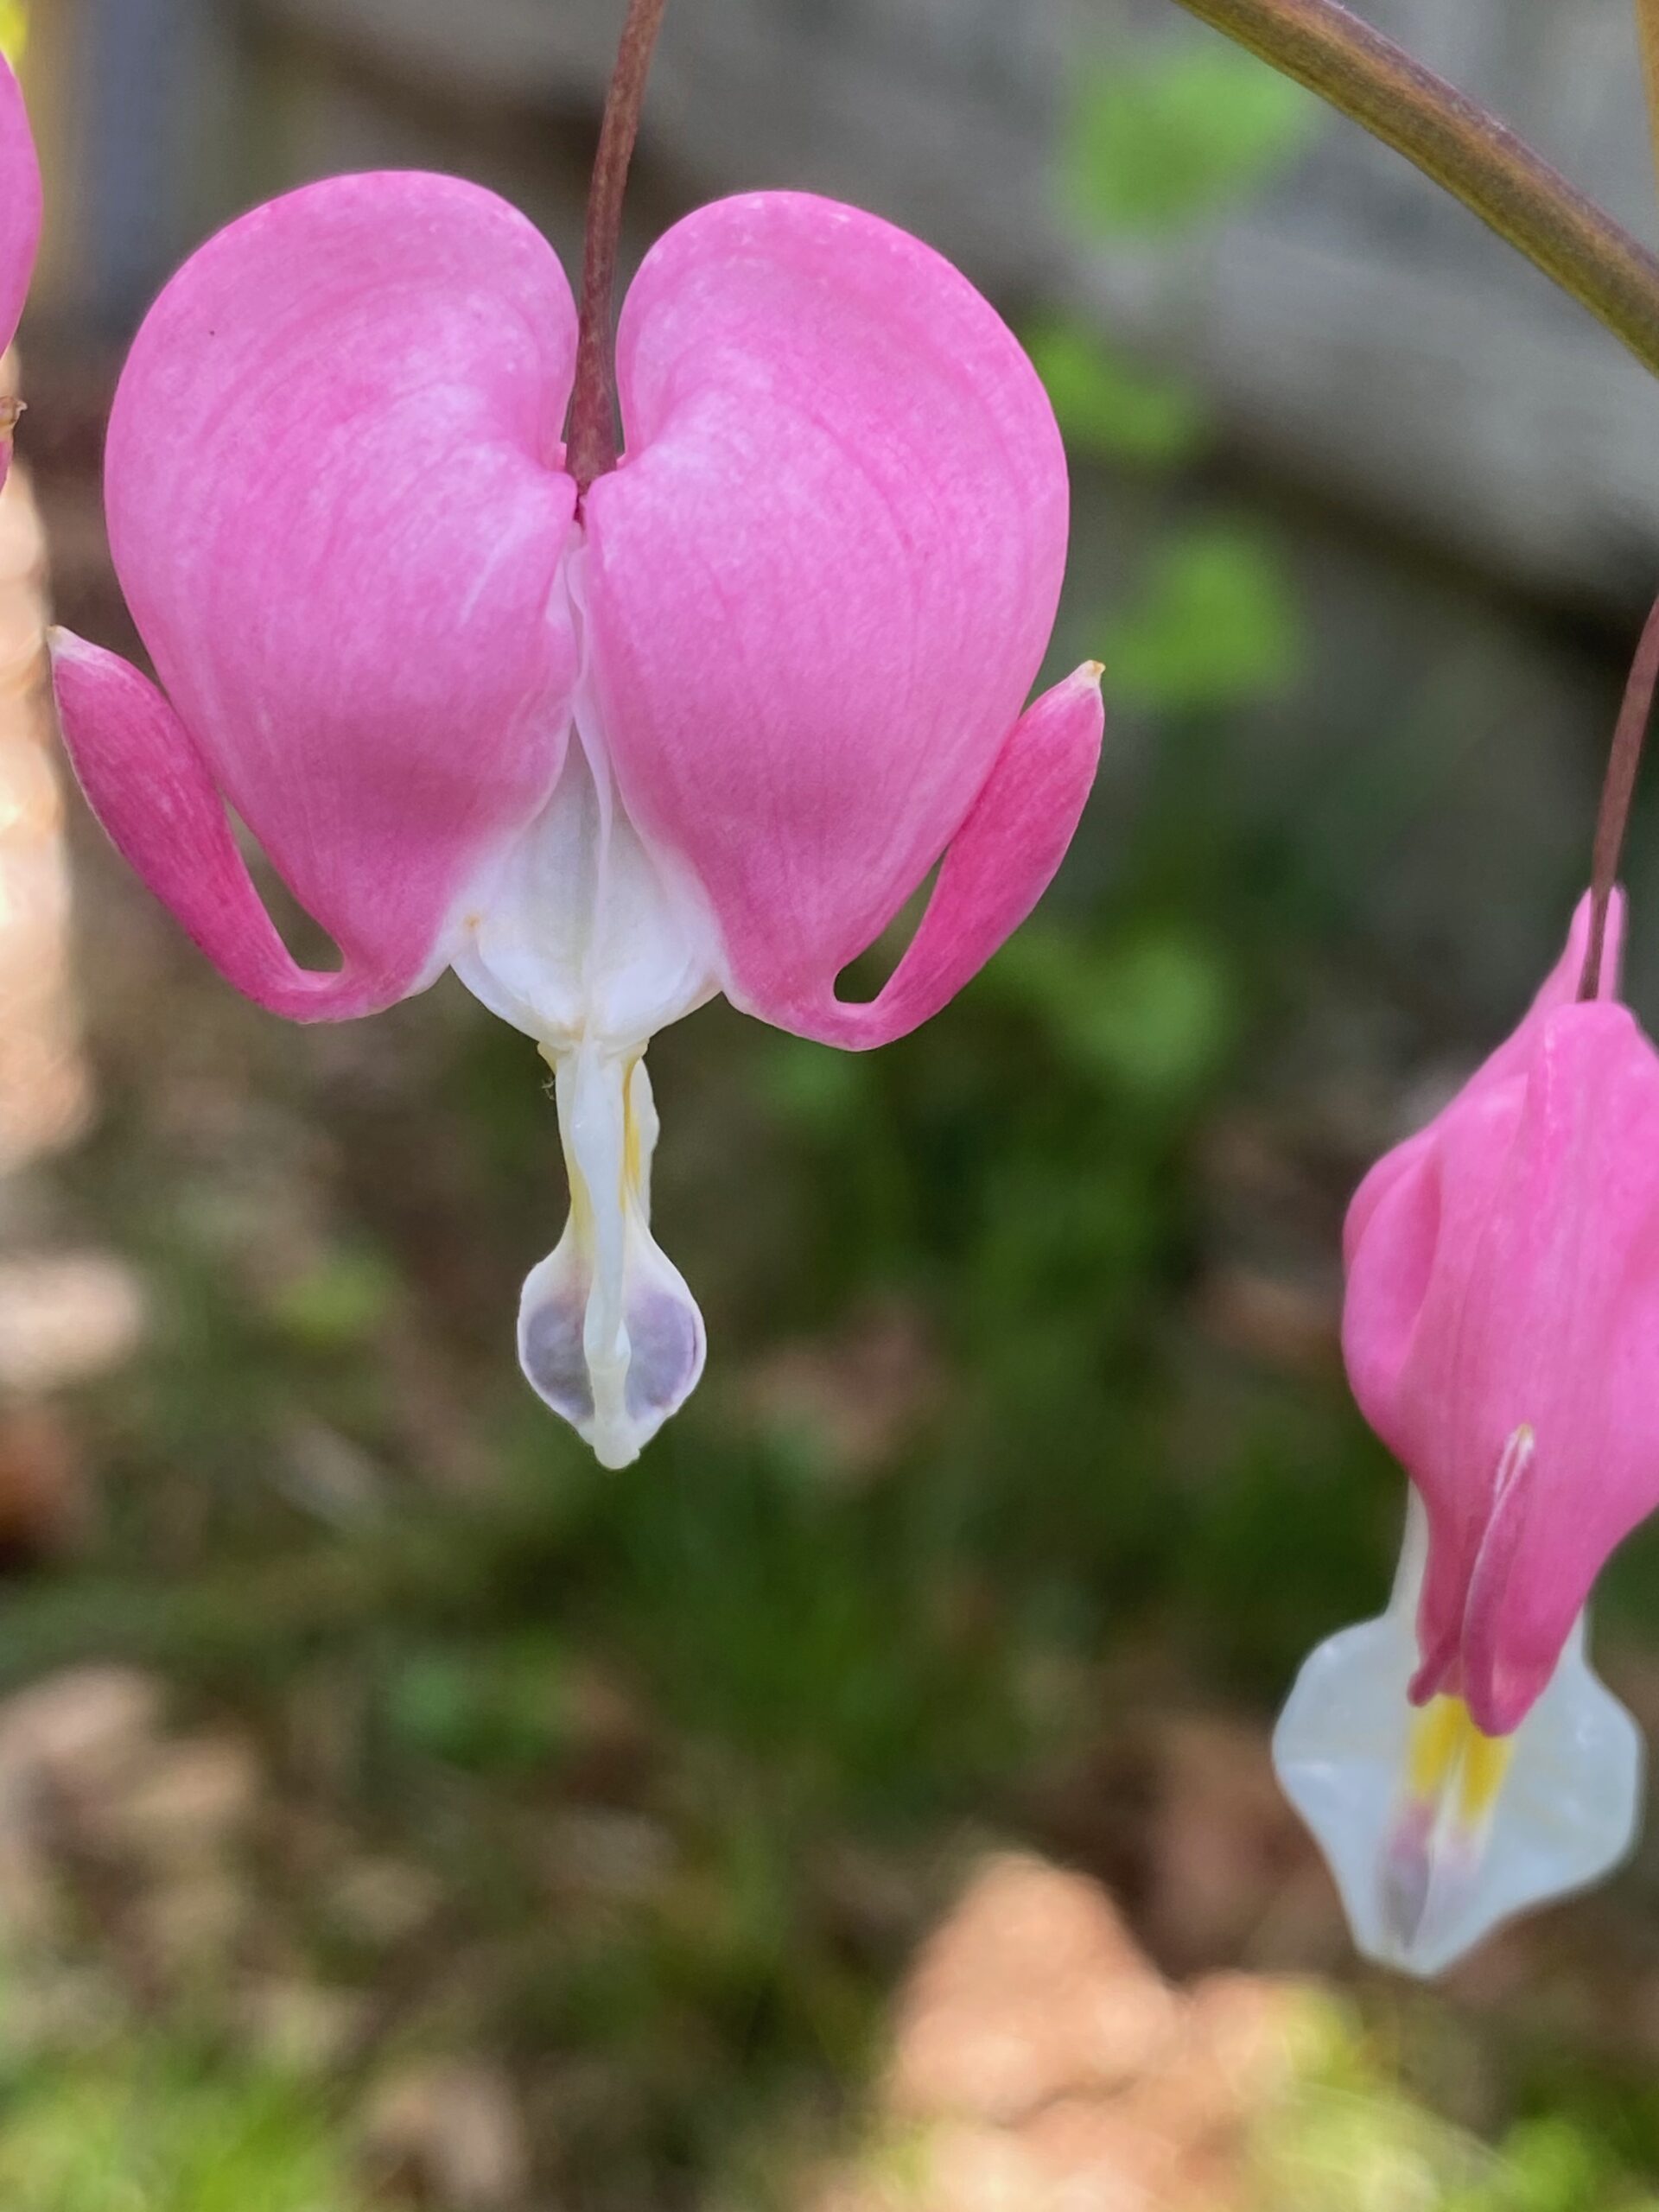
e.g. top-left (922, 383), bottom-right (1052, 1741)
top-left (1167, 0), bottom-right (1659, 385)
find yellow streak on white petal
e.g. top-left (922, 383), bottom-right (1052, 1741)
top-left (1405, 1694), bottom-right (1514, 1832)
top-left (621, 1051), bottom-right (645, 1196)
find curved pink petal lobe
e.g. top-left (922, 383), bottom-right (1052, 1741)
top-left (1344, 898), bottom-right (1659, 1737)
top-left (55, 172), bottom-right (581, 1014)
top-left (51, 635), bottom-right (402, 1019)
top-left (584, 191), bottom-right (1076, 1037)
top-left (774, 662), bottom-right (1103, 1048)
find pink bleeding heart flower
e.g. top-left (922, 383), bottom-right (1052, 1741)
top-left (50, 173), bottom-right (1103, 1468)
top-left (1275, 893), bottom-right (1651, 1975)
top-left (0, 50), bottom-right (42, 476)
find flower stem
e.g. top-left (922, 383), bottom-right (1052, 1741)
top-left (1166, 0), bottom-right (1659, 383)
top-left (567, 0), bottom-right (670, 498)
top-left (1580, 596), bottom-right (1659, 1000)
top-left (1638, 1), bottom-right (1659, 201)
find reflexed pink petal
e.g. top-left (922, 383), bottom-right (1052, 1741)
top-left (53, 633), bottom-right (419, 1016)
top-left (749, 663), bottom-right (1103, 1047)
top-left (76, 171), bottom-right (582, 1013)
top-left (586, 190), bottom-right (1074, 1033)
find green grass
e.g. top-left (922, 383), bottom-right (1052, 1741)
top-left (0, 2044), bottom-right (362, 2212)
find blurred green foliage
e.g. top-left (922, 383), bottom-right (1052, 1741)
top-left (1104, 523), bottom-right (1306, 709)
top-left (991, 921), bottom-right (1236, 1101)
top-left (386, 1631), bottom-right (571, 1773)
top-left (0, 855), bottom-right (1393, 2202)
top-left (1024, 318), bottom-right (1207, 467)
top-left (0, 2045), bottom-right (361, 2212)
top-left (1037, 31), bottom-right (1311, 716)
top-left (1067, 38), bottom-right (1318, 236)
top-left (1255, 2020), bottom-right (1659, 2212)
top-left (266, 1246), bottom-right (401, 1356)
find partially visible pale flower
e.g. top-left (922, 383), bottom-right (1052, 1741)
top-left (1276, 894), bottom-right (1652, 1976)
top-left (50, 175), bottom-right (1102, 1466)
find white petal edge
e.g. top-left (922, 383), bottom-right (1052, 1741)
top-left (1273, 1492), bottom-right (1644, 1978)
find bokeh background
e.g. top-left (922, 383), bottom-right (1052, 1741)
top-left (3, 2), bottom-right (1659, 2205)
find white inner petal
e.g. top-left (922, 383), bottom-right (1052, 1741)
top-left (451, 729), bottom-right (717, 1055)
top-left (451, 731), bottom-right (718, 1052)
top-left (448, 540), bottom-right (719, 1465)
top-left (1273, 1492), bottom-right (1643, 1979)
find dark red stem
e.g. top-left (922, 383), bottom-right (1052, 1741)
top-left (1580, 594), bottom-right (1659, 999)
top-left (566, 0), bottom-right (670, 497)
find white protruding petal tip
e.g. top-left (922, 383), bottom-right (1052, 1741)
top-left (519, 1050), bottom-right (706, 1466)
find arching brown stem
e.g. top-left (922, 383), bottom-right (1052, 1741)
top-left (1580, 597), bottom-right (1659, 1001)
top-left (1166, 0), bottom-right (1659, 385)
top-left (567, 0), bottom-right (670, 497)
top-left (1638, 0), bottom-right (1659, 200)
